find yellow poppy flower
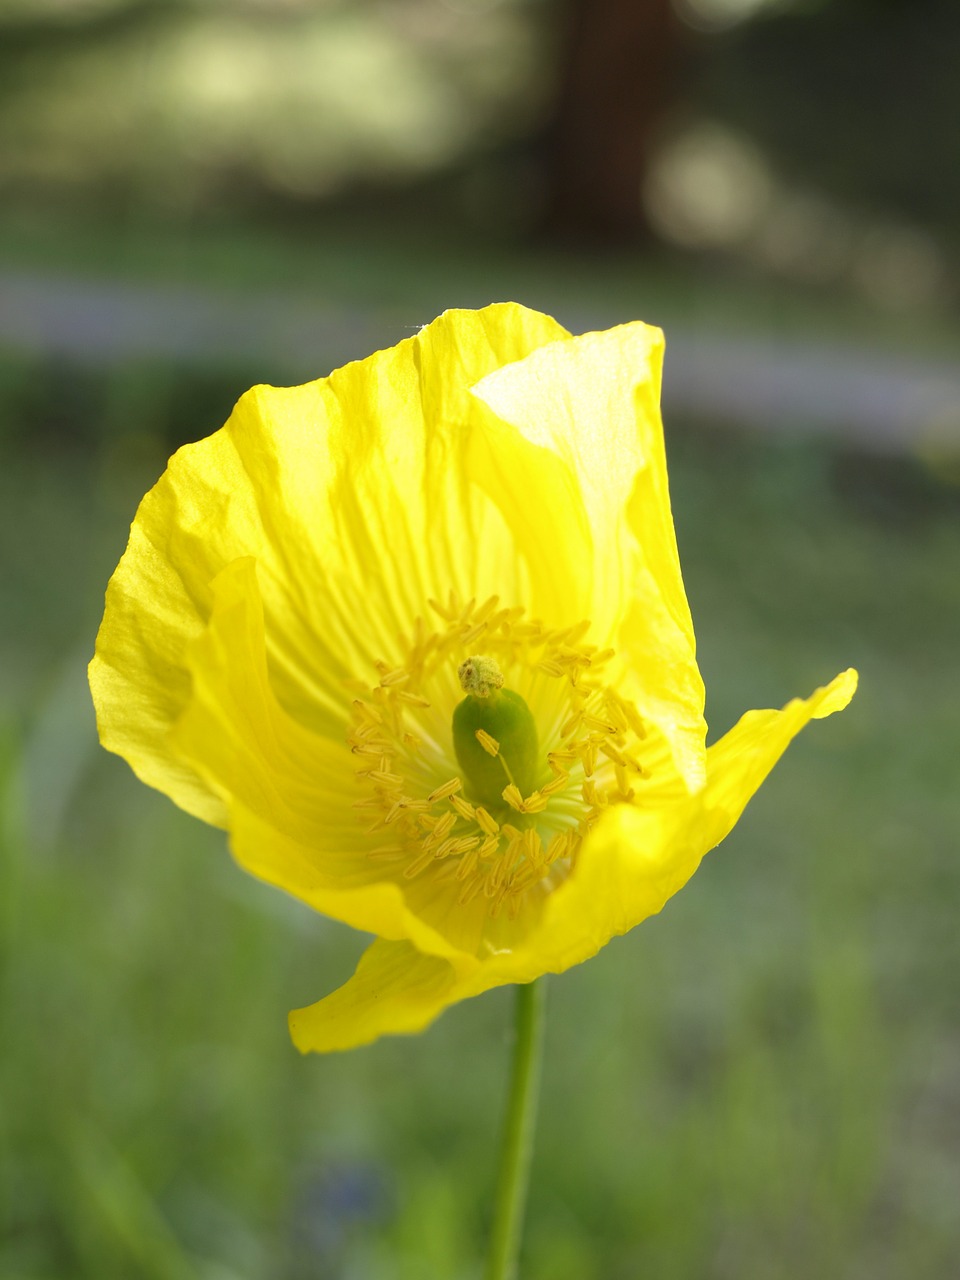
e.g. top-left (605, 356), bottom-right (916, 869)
top-left (89, 303), bottom-right (856, 1054)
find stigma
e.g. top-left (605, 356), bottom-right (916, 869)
top-left (457, 654), bottom-right (505, 698)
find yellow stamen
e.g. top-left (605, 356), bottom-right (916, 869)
top-left (461, 622), bottom-right (489, 646)
top-left (361, 768), bottom-right (404, 786)
top-left (474, 806), bottom-right (499, 835)
top-left (502, 784), bottom-right (524, 812)
top-left (602, 692), bottom-right (630, 733)
top-left (522, 828), bottom-right (544, 865)
top-left (450, 794), bottom-right (476, 822)
top-left (548, 749), bottom-right (576, 772)
top-left (423, 812), bottom-right (457, 848)
top-left (456, 847), bottom-right (482, 881)
top-left (395, 690), bottom-right (431, 707)
top-left (404, 847), bottom-right (437, 878)
top-left (545, 832), bottom-right (568, 865)
top-left (349, 600), bottom-right (649, 921)
top-left (378, 667), bottom-right (410, 688)
top-left (538, 659), bottom-right (565, 677)
top-left (474, 595), bottom-right (501, 623)
top-left (428, 596), bottom-right (455, 621)
top-left (561, 711), bottom-right (583, 739)
top-left (435, 835), bottom-right (480, 859)
top-left (352, 699), bottom-right (383, 724)
top-left (427, 777), bottom-right (462, 803)
top-left (599, 740), bottom-right (627, 766)
top-left (451, 836), bottom-right (481, 854)
top-left (584, 714), bottom-right (618, 734)
top-left (458, 875), bottom-right (484, 906)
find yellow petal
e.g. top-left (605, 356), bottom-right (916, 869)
top-left (315, 303), bottom-right (576, 625)
top-left (172, 556), bottom-right (485, 966)
top-left (229, 804), bottom-right (484, 971)
top-left (291, 670), bottom-right (858, 1050)
top-left (471, 323), bottom-right (706, 791)
top-left (696, 666), bottom-right (859, 843)
top-left (448, 669), bottom-right (860, 992)
top-left (169, 556), bottom-right (358, 844)
top-left (90, 303), bottom-right (569, 821)
top-left (289, 940), bottom-right (460, 1053)
top-left (88, 511), bottom-right (227, 826)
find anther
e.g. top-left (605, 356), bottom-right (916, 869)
top-left (474, 806), bottom-right (499, 836)
top-left (427, 777), bottom-right (462, 803)
top-left (450, 795), bottom-right (476, 822)
top-left (538, 659), bottom-right (565, 678)
top-left (502, 785), bottom-right (524, 812)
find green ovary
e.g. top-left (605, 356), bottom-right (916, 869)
top-left (452, 675), bottom-right (539, 813)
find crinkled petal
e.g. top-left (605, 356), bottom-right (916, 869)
top-left (89, 303), bottom-right (570, 822)
top-left (289, 940), bottom-right (460, 1053)
top-left (229, 805), bottom-right (484, 971)
top-left (472, 323), bottom-right (706, 790)
top-left (289, 670), bottom-right (856, 1051)
top-left (695, 666), bottom-right (858, 841)
top-left (486, 667), bottom-right (858, 985)
top-left (316, 304), bottom-right (583, 629)
top-left (172, 556), bottom-right (485, 966)
top-left (169, 557), bottom-right (357, 842)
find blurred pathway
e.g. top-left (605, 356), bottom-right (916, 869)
top-left (1, 269), bottom-right (958, 454)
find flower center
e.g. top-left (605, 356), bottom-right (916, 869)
top-left (347, 592), bottom-right (649, 920)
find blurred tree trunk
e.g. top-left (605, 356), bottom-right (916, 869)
top-left (542, 0), bottom-right (687, 241)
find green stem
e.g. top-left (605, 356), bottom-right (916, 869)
top-left (486, 978), bottom-right (546, 1280)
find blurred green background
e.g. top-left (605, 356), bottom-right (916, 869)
top-left (1, 1), bottom-right (959, 1277)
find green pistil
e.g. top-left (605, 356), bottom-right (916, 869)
top-left (452, 655), bottom-right (538, 812)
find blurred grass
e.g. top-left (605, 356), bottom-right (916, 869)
top-left (1, 331), bottom-right (959, 1279)
top-left (2, 208), bottom-right (959, 360)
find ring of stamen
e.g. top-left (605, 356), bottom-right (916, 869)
top-left (347, 590), bottom-right (649, 921)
